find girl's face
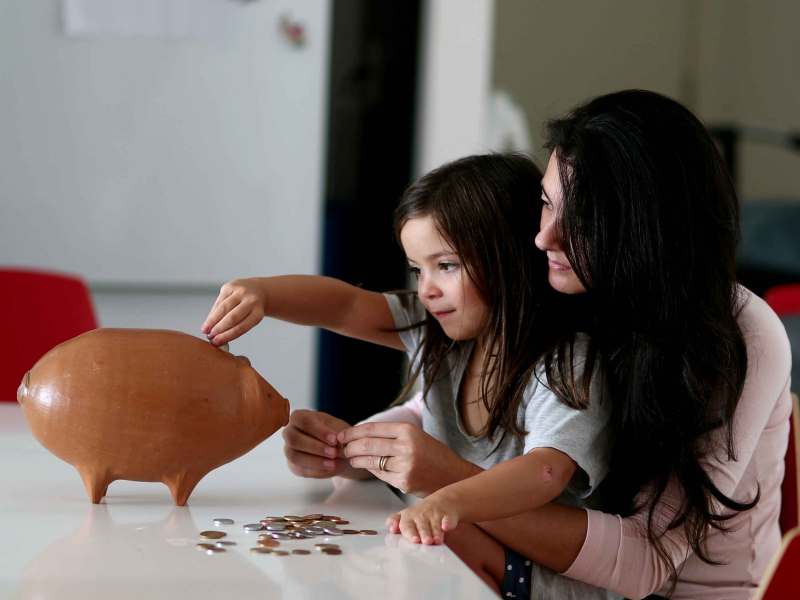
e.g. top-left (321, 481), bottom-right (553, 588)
top-left (400, 215), bottom-right (489, 341)
top-left (535, 153), bottom-right (587, 295)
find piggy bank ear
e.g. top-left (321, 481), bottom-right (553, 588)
top-left (234, 355), bottom-right (251, 367)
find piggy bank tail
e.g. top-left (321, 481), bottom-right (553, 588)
top-left (17, 370), bottom-right (31, 405)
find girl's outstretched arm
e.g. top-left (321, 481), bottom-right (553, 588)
top-left (391, 448), bottom-right (577, 545)
top-left (201, 275), bottom-right (403, 349)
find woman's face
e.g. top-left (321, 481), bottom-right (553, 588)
top-left (535, 153), bottom-right (587, 295)
top-left (400, 215), bottom-right (489, 341)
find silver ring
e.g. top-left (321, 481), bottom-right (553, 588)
top-left (378, 455), bottom-right (390, 471)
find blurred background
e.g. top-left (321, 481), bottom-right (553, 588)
top-left (1, 0), bottom-right (798, 419)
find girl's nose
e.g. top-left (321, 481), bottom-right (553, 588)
top-left (417, 273), bottom-right (441, 299)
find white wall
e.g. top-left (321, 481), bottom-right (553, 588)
top-left (414, 0), bottom-right (495, 174)
top-left (0, 0), bottom-right (331, 410)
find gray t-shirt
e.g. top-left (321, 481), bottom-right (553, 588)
top-left (385, 292), bottom-right (620, 600)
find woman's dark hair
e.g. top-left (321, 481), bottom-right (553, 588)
top-left (543, 89), bottom-right (752, 588)
top-left (393, 153), bottom-right (552, 440)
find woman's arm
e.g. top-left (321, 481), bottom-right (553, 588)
top-left (202, 275), bottom-right (403, 349)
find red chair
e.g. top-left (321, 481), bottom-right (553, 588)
top-left (764, 284), bottom-right (800, 533)
top-left (765, 284), bottom-right (800, 317)
top-left (0, 268), bottom-right (98, 402)
top-left (754, 527), bottom-right (800, 600)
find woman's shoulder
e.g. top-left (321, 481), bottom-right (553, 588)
top-left (736, 286), bottom-right (791, 360)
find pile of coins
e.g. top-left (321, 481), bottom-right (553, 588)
top-left (194, 514), bottom-right (378, 556)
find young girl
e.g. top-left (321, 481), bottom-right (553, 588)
top-left (202, 153), bottom-right (613, 599)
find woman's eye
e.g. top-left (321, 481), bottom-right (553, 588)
top-left (439, 262), bottom-right (458, 273)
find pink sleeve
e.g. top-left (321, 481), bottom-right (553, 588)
top-left (360, 392), bottom-right (424, 428)
top-left (563, 291), bottom-right (792, 598)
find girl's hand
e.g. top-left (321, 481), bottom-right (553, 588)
top-left (282, 410), bottom-right (368, 480)
top-left (337, 422), bottom-right (482, 496)
top-left (388, 492), bottom-right (461, 545)
top-left (201, 278), bottom-right (266, 345)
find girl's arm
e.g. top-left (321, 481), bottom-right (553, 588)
top-left (392, 448), bottom-right (576, 544)
top-left (202, 275), bottom-right (403, 349)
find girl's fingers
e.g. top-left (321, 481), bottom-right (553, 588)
top-left (398, 515), bottom-right (421, 544)
top-left (201, 287), bottom-right (233, 333)
top-left (385, 513), bottom-right (401, 533)
top-left (290, 410), bottom-right (347, 447)
top-left (209, 312), bottom-right (261, 346)
top-left (207, 299), bottom-right (252, 340)
top-left (414, 517), bottom-right (436, 545)
top-left (441, 514), bottom-right (459, 532)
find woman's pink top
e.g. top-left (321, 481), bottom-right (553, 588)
top-left (564, 288), bottom-right (792, 599)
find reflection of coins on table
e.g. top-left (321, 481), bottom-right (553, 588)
top-left (291, 549), bottom-right (311, 555)
top-left (196, 543), bottom-right (216, 551)
top-left (322, 548), bottom-right (342, 555)
top-left (200, 530), bottom-right (226, 540)
top-left (314, 543), bottom-right (340, 550)
top-left (213, 518), bottom-right (234, 526)
top-left (250, 547), bottom-right (273, 554)
top-left (215, 540), bottom-right (237, 547)
top-left (272, 550), bottom-right (290, 556)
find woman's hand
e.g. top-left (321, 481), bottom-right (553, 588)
top-left (337, 422), bottom-right (482, 496)
top-left (282, 409), bottom-right (368, 480)
top-left (201, 278), bottom-right (266, 345)
top-left (389, 491), bottom-right (461, 545)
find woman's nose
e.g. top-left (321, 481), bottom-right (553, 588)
top-left (535, 218), bottom-right (558, 252)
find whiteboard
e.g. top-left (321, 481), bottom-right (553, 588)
top-left (0, 0), bottom-right (330, 285)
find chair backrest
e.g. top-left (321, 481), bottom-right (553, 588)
top-left (0, 268), bottom-right (98, 402)
top-left (754, 527), bottom-right (800, 600)
top-left (781, 393), bottom-right (800, 533)
top-left (765, 283), bottom-right (800, 317)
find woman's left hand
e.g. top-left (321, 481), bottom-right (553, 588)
top-left (388, 492), bottom-right (461, 545)
top-left (337, 421), bottom-right (481, 497)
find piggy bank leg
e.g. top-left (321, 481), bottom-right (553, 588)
top-left (163, 470), bottom-right (206, 506)
top-left (77, 466), bottom-right (112, 504)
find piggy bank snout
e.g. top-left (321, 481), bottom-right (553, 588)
top-left (17, 371), bottom-right (31, 405)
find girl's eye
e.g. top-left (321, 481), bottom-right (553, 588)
top-left (438, 261), bottom-right (458, 273)
top-left (407, 266), bottom-right (421, 279)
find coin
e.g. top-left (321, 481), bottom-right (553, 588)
top-left (243, 523), bottom-right (264, 532)
top-left (284, 515), bottom-right (303, 521)
top-left (292, 549), bottom-right (311, 555)
top-left (303, 526), bottom-right (325, 534)
top-left (199, 530), bottom-right (226, 540)
top-left (322, 527), bottom-right (343, 536)
top-left (263, 516), bottom-right (287, 522)
top-left (205, 547), bottom-right (226, 554)
top-left (359, 529), bottom-right (378, 535)
top-left (272, 550), bottom-right (290, 556)
top-left (270, 532), bottom-right (292, 540)
top-left (213, 518), bottom-right (234, 526)
top-left (342, 529), bottom-right (360, 535)
top-left (303, 514), bottom-right (323, 520)
top-left (258, 538), bottom-right (280, 548)
top-left (196, 543), bottom-right (216, 551)
top-left (314, 520), bottom-right (337, 528)
top-left (250, 547), bottom-right (272, 554)
top-left (314, 543), bottom-right (340, 550)
top-left (333, 519), bottom-right (350, 525)
top-left (215, 541), bottom-right (237, 547)
top-left (322, 548), bottom-right (342, 555)
top-left (265, 523), bottom-right (286, 531)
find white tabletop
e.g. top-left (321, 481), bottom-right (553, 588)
top-left (0, 404), bottom-right (496, 599)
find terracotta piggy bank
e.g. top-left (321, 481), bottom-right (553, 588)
top-left (16, 328), bottom-right (289, 505)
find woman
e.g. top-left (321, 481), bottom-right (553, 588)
top-left (289, 90), bottom-right (792, 599)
